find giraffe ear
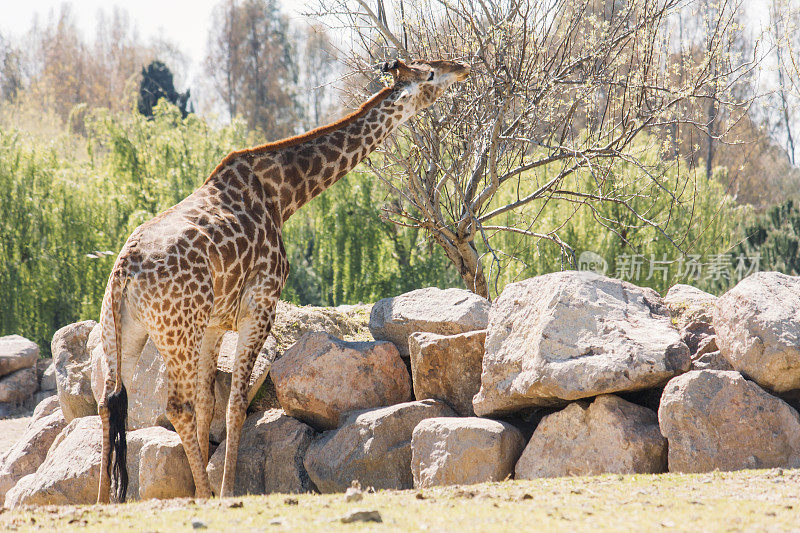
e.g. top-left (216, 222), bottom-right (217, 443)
top-left (396, 88), bottom-right (412, 103)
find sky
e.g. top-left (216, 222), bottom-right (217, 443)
top-left (0, 0), bottom-right (312, 81)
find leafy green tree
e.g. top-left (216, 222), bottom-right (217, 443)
top-left (282, 168), bottom-right (460, 306)
top-left (137, 60), bottom-right (191, 118)
top-left (486, 140), bottom-right (746, 296)
top-left (0, 101), bottom-right (249, 352)
top-left (732, 199), bottom-right (800, 278)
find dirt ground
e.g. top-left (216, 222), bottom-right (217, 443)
top-left (2, 469), bottom-right (799, 532)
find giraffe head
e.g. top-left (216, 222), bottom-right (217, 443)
top-left (379, 59), bottom-right (470, 113)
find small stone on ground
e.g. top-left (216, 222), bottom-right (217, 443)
top-left (340, 509), bottom-right (383, 523)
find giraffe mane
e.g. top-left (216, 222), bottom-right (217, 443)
top-left (207, 87), bottom-right (394, 181)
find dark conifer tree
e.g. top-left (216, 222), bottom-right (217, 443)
top-left (137, 60), bottom-right (191, 118)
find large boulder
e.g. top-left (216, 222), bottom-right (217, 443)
top-left (271, 332), bottom-right (411, 430)
top-left (474, 271), bottom-right (690, 416)
top-left (5, 416), bottom-right (103, 507)
top-left (4, 417), bottom-right (195, 507)
top-left (31, 395), bottom-right (62, 419)
top-left (658, 370), bottom-right (800, 472)
top-left (369, 288), bottom-right (490, 358)
top-left (411, 417), bottom-right (524, 488)
top-left (0, 367), bottom-right (37, 405)
top-left (207, 410), bottom-right (317, 496)
top-left (304, 400), bottom-right (457, 493)
top-left (0, 400), bottom-right (68, 505)
top-left (714, 272), bottom-right (800, 392)
top-left (409, 330), bottom-right (485, 416)
top-left (515, 395), bottom-right (667, 478)
top-left (250, 301), bottom-right (373, 411)
top-left (0, 335), bottom-right (39, 377)
top-left (53, 321), bottom-right (98, 420)
top-left (134, 426), bottom-right (195, 500)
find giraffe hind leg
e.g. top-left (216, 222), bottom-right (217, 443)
top-left (220, 302), bottom-right (278, 497)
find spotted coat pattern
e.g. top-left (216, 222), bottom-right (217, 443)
top-left (96, 59), bottom-right (470, 502)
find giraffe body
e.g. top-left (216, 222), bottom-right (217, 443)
top-left (97, 59), bottom-right (469, 502)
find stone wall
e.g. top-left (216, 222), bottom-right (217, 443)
top-left (3, 272), bottom-right (800, 507)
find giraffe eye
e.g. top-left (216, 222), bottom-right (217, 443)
top-left (427, 71), bottom-right (435, 81)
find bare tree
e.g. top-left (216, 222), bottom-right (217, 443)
top-left (768, 0), bottom-right (799, 166)
top-left (311, 0), bottom-right (756, 298)
top-left (0, 32), bottom-right (23, 102)
top-left (297, 24), bottom-right (339, 128)
top-left (204, 0), bottom-right (301, 138)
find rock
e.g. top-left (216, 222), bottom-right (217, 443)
top-left (271, 332), bottom-right (411, 430)
top-left (40, 362), bottom-right (56, 391)
top-left (89, 326), bottom-right (230, 442)
top-left (714, 272), bottom-right (800, 392)
top-left (270, 301), bottom-right (374, 350)
top-left (664, 284), bottom-right (718, 358)
top-left (0, 335), bottom-right (39, 377)
top-left (658, 370), bottom-right (800, 473)
top-left (32, 390), bottom-right (56, 406)
top-left (691, 350), bottom-right (734, 371)
top-left (0, 367), bottom-right (37, 404)
top-left (135, 426), bottom-right (195, 500)
top-left (5, 416), bottom-right (103, 507)
top-left (304, 400), bottom-right (457, 493)
top-left (207, 410), bottom-right (317, 496)
top-left (473, 271), bottom-right (690, 417)
top-left (32, 395), bottom-right (62, 420)
top-left (515, 395), bottom-right (667, 478)
top-left (250, 301), bottom-right (373, 411)
top-left (344, 481), bottom-right (363, 502)
top-left (369, 287), bottom-right (490, 357)
top-left (411, 417), bottom-right (524, 487)
top-left (665, 284), bottom-right (717, 326)
top-left (53, 321), bottom-right (98, 421)
top-left (4, 416), bottom-right (195, 506)
top-left (340, 510), bottom-right (382, 523)
top-left (409, 330), bottom-right (485, 416)
top-left (0, 403), bottom-right (67, 505)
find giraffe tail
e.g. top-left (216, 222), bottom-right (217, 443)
top-left (106, 268), bottom-right (129, 503)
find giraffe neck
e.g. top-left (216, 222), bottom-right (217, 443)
top-left (249, 88), bottom-right (414, 223)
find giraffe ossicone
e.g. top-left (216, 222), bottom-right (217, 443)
top-left (96, 58), bottom-right (470, 502)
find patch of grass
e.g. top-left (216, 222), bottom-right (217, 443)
top-left (3, 469), bottom-right (799, 531)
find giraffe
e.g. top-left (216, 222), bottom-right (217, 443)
top-left (96, 58), bottom-right (470, 502)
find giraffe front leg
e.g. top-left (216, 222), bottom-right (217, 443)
top-left (166, 381), bottom-right (214, 499)
top-left (152, 323), bottom-right (214, 500)
top-left (220, 300), bottom-right (278, 498)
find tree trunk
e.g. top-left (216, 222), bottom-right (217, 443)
top-left (432, 232), bottom-right (490, 299)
